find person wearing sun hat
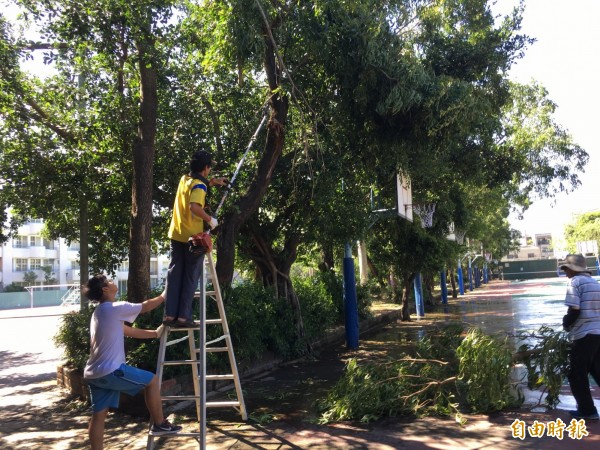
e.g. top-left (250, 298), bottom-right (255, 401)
top-left (560, 253), bottom-right (600, 420)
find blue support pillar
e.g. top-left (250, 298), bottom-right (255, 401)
top-left (474, 268), bottom-right (480, 288)
top-left (483, 263), bottom-right (489, 284)
top-left (343, 243), bottom-right (359, 349)
top-left (468, 259), bottom-right (474, 292)
top-left (440, 270), bottom-right (448, 304)
top-left (458, 263), bottom-right (464, 296)
top-left (596, 257), bottom-right (600, 276)
top-left (413, 273), bottom-right (425, 317)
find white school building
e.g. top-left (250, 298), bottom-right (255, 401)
top-left (0, 218), bottom-right (170, 294)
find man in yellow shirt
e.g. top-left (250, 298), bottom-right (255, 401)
top-left (164, 150), bottom-right (226, 327)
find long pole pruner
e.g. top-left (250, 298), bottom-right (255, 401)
top-left (214, 108), bottom-right (269, 216)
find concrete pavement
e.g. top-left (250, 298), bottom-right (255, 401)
top-left (2, 284), bottom-right (600, 449)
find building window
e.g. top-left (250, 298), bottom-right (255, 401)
top-left (527, 253), bottom-right (535, 258)
top-left (14, 258), bottom-right (27, 272)
top-left (30, 258), bottom-right (43, 270)
top-left (12, 235), bottom-right (27, 248)
top-left (28, 218), bottom-right (43, 224)
top-left (30, 236), bottom-right (43, 247)
top-left (118, 261), bottom-right (129, 271)
top-left (44, 240), bottom-right (56, 250)
top-left (150, 260), bottom-right (158, 275)
top-left (69, 241), bottom-right (80, 251)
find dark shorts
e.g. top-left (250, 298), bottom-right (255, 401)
top-left (86, 364), bottom-right (154, 412)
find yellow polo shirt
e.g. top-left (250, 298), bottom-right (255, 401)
top-left (168, 175), bottom-right (207, 243)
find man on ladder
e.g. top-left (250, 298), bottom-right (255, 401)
top-left (163, 149), bottom-right (227, 328)
top-left (149, 114), bottom-right (266, 450)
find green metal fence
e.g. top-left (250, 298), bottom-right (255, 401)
top-left (501, 256), bottom-right (599, 280)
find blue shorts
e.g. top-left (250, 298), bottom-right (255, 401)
top-left (86, 364), bottom-right (154, 412)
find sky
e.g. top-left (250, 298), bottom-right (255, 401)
top-left (493, 0), bottom-right (600, 242)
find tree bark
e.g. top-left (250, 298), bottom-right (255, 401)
top-left (400, 273), bottom-right (416, 321)
top-left (127, 37), bottom-right (157, 301)
top-left (78, 198), bottom-right (89, 310)
top-left (244, 222), bottom-right (310, 351)
top-left (318, 245), bottom-right (335, 272)
top-left (449, 267), bottom-right (458, 299)
top-left (215, 25), bottom-right (288, 286)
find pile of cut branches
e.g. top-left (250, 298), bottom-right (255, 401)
top-left (514, 326), bottom-right (570, 408)
top-left (318, 325), bottom-right (569, 424)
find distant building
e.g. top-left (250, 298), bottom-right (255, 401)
top-left (503, 232), bottom-right (554, 261)
top-left (1, 218), bottom-right (169, 293)
top-left (534, 233), bottom-right (554, 258)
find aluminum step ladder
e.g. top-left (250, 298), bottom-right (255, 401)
top-left (146, 252), bottom-right (247, 450)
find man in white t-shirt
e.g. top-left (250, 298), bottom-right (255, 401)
top-left (83, 274), bottom-right (181, 449)
top-left (560, 254), bottom-right (600, 420)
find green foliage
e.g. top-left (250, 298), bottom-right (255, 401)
top-left (313, 270), bottom-right (372, 324)
top-left (515, 326), bottom-right (570, 408)
top-left (293, 276), bottom-right (338, 340)
top-left (563, 212), bottom-right (600, 253)
top-left (22, 270), bottom-right (38, 286)
top-left (456, 328), bottom-right (516, 413)
top-left (53, 305), bottom-right (94, 371)
top-left (3, 283), bottom-right (26, 292)
top-left (54, 276), bottom-right (359, 374)
top-left (223, 281), bottom-right (298, 361)
top-left (318, 325), bottom-right (522, 423)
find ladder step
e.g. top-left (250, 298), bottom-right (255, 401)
top-left (205, 347), bottom-right (229, 353)
top-left (205, 374), bottom-right (235, 381)
top-left (207, 401), bottom-right (241, 408)
top-left (160, 397), bottom-right (241, 409)
top-left (161, 360), bottom-right (202, 366)
top-left (206, 335), bottom-right (227, 346)
top-left (206, 318), bottom-right (222, 325)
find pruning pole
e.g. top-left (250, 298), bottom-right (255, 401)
top-left (214, 110), bottom-right (269, 216)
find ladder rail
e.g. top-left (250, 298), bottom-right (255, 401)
top-left (147, 252), bottom-right (246, 450)
top-left (206, 253), bottom-right (247, 420)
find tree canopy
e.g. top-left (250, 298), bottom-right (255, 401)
top-left (0, 1), bottom-right (589, 330)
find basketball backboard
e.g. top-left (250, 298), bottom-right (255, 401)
top-left (446, 222), bottom-right (456, 241)
top-left (576, 240), bottom-right (598, 256)
top-left (396, 173), bottom-right (413, 222)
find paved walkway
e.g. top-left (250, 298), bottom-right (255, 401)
top-left (2, 282), bottom-right (600, 449)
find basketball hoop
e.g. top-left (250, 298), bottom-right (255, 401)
top-left (455, 229), bottom-right (466, 245)
top-left (412, 203), bottom-right (436, 228)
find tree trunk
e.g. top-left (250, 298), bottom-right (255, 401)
top-left (423, 272), bottom-right (435, 306)
top-left (79, 198), bottom-right (89, 310)
top-left (366, 255), bottom-right (386, 289)
top-left (244, 222), bottom-right (310, 352)
top-left (215, 29), bottom-right (289, 286)
top-left (318, 245), bottom-right (335, 272)
top-left (357, 241), bottom-right (369, 284)
top-left (450, 267), bottom-right (458, 299)
top-left (127, 38), bottom-right (157, 302)
top-left (400, 273), bottom-right (416, 321)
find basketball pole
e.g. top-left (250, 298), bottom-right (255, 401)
top-left (343, 242), bottom-right (359, 350)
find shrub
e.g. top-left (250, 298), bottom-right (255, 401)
top-left (54, 275), bottom-right (370, 376)
top-left (54, 288), bottom-right (166, 373)
top-left (317, 270), bottom-right (372, 322)
top-left (54, 306), bottom-right (94, 371)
